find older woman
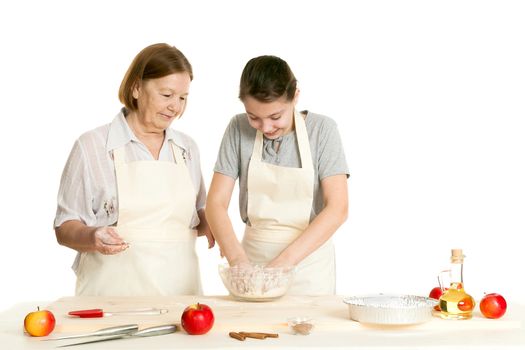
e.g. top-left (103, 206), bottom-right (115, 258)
top-left (55, 43), bottom-right (214, 296)
top-left (206, 55), bottom-right (349, 295)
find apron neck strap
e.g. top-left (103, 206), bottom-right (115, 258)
top-left (252, 110), bottom-right (312, 169)
top-left (170, 141), bottom-right (186, 164)
top-left (112, 147), bottom-right (125, 165)
top-left (252, 130), bottom-right (264, 162)
top-left (294, 110), bottom-right (313, 169)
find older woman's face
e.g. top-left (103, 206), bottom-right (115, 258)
top-left (132, 72), bottom-right (191, 132)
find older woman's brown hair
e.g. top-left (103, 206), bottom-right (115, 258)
top-left (119, 43), bottom-right (193, 111)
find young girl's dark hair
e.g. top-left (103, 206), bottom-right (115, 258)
top-left (239, 55), bottom-right (297, 103)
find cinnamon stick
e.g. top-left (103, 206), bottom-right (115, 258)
top-left (239, 332), bottom-right (266, 339)
top-left (229, 332), bottom-right (246, 341)
top-left (239, 331), bottom-right (279, 339)
top-left (259, 332), bottom-right (279, 338)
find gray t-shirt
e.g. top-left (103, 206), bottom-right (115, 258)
top-left (214, 110), bottom-right (349, 224)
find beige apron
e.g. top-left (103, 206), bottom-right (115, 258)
top-left (243, 111), bottom-right (336, 295)
top-left (75, 142), bottom-right (201, 296)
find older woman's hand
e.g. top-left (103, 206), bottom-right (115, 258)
top-left (93, 226), bottom-right (129, 255)
top-left (196, 209), bottom-right (215, 249)
top-left (197, 223), bottom-right (215, 249)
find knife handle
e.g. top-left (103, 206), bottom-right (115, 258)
top-left (132, 324), bottom-right (177, 337)
top-left (68, 308), bottom-right (104, 318)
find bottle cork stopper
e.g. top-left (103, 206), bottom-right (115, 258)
top-left (450, 249), bottom-right (465, 263)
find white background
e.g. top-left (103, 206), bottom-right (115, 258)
top-left (1, 0), bottom-right (524, 312)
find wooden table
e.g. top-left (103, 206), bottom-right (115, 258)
top-left (2, 295), bottom-right (524, 349)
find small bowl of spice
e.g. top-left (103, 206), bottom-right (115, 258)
top-left (287, 317), bottom-right (314, 335)
top-left (219, 263), bottom-right (295, 302)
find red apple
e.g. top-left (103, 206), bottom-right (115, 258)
top-left (429, 287), bottom-right (445, 311)
top-left (181, 303), bottom-right (214, 335)
top-left (429, 287), bottom-right (443, 300)
top-left (480, 293), bottom-right (507, 319)
top-left (24, 307), bottom-right (56, 337)
top-left (457, 297), bottom-right (475, 312)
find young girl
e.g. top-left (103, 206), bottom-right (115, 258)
top-left (206, 55), bottom-right (349, 294)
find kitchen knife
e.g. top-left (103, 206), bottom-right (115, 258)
top-left (68, 307), bottom-right (168, 317)
top-left (57, 324), bottom-right (177, 347)
top-left (43, 324), bottom-right (138, 341)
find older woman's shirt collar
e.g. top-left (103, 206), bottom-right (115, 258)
top-left (106, 108), bottom-right (187, 153)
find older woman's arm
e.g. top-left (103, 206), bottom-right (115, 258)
top-left (55, 220), bottom-right (128, 255)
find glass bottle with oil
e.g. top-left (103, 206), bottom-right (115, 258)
top-left (438, 249), bottom-right (475, 320)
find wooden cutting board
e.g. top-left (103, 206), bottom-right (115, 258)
top-left (44, 295), bottom-right (522, 335)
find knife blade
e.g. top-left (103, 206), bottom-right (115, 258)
top-left (42, 324), bottom-right (139, 341)
top-left (57, 324), bottom-right (177, 347)
top-left (68, 307), bottom-right (168, 317)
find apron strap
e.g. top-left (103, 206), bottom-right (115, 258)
top-left (112, 147), bottom-right (125, 165)
top-left (294, 110), bottom-right (313, 170)
top-left (170, 142), bottom-right (186, 164)
top-left (252, 130), bottom-right (264, 162)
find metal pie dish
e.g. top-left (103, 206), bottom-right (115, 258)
top-left (343, 294), bottom-right (438, 325)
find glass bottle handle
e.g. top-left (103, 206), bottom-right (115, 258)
top-left (437, 269), bottom-right (450, 291)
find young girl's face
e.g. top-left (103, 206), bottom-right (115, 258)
top-left (243, 94), bottom-right (298, 139)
